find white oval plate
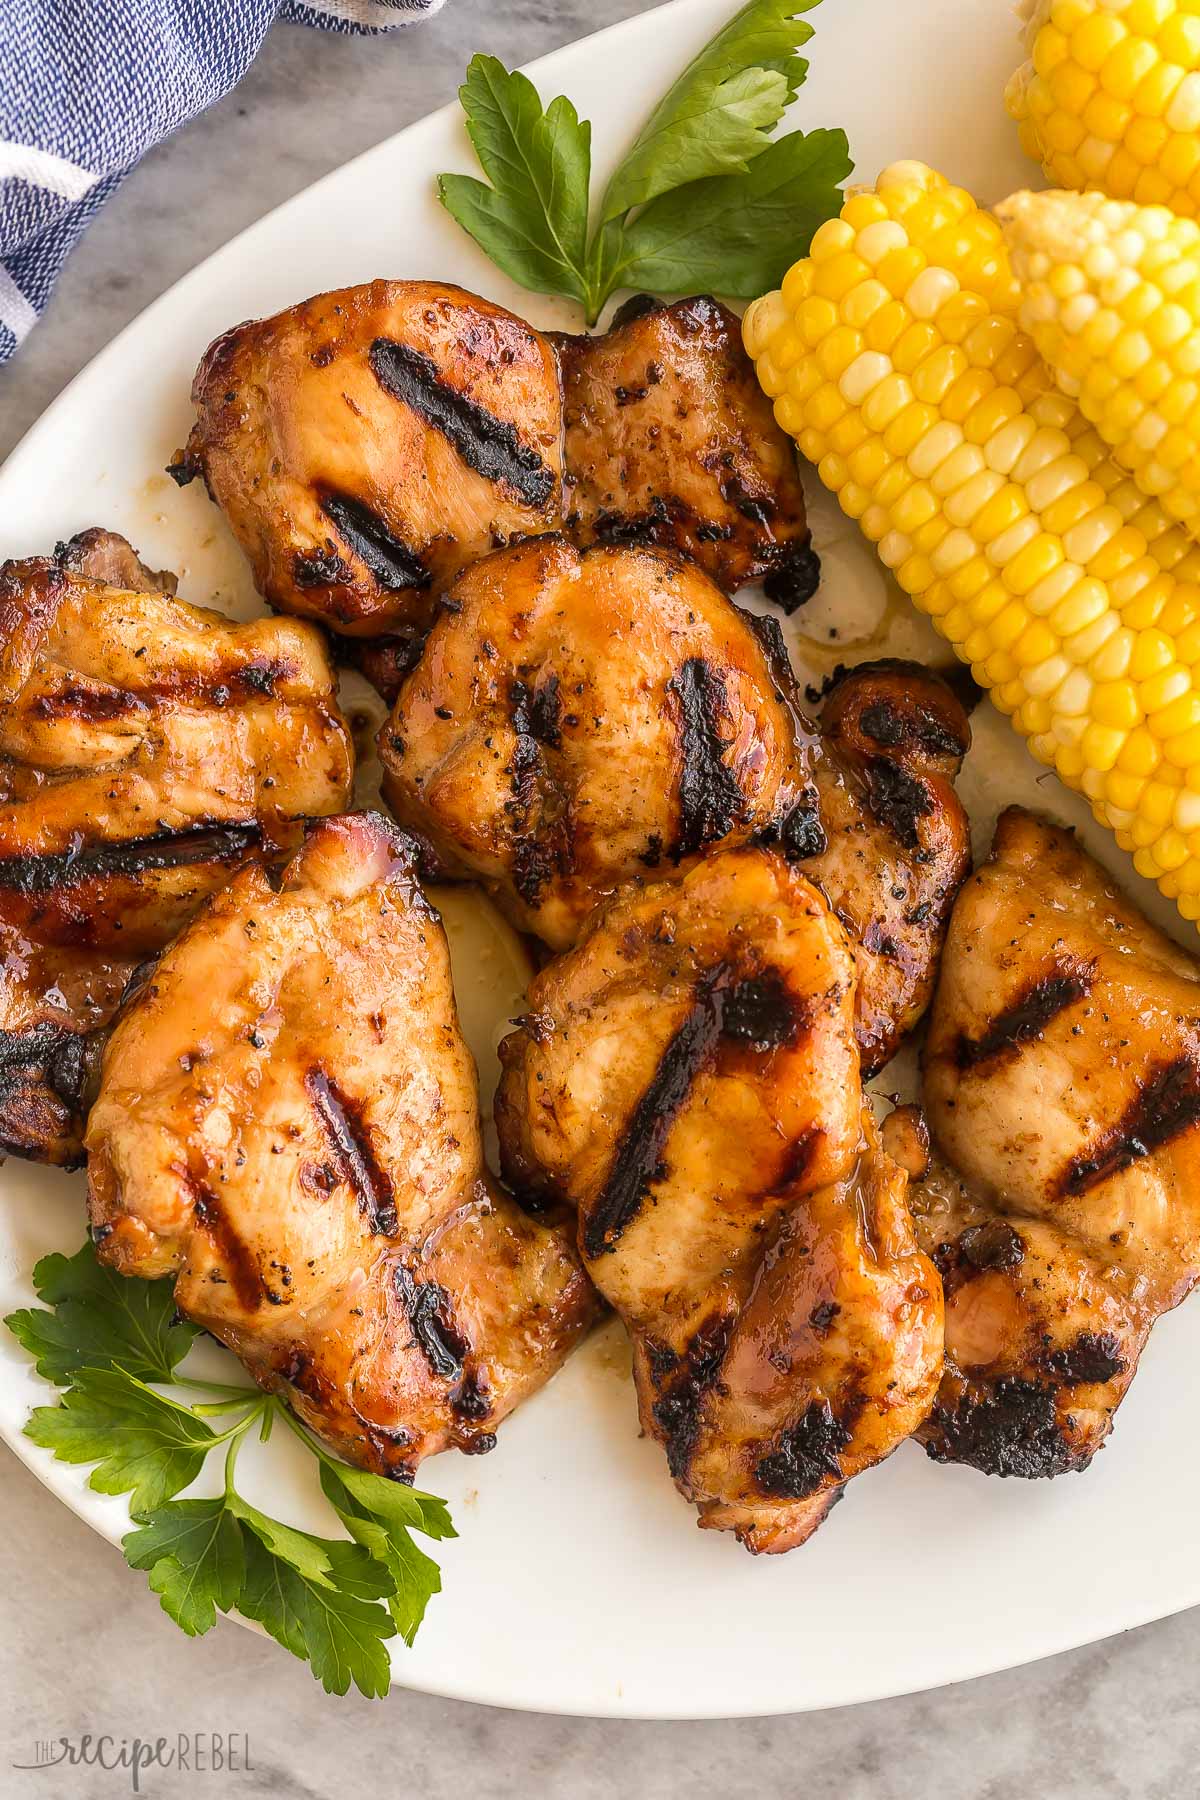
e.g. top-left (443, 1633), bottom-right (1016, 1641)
top-left (2, 0), bottom-right (1197, 1720)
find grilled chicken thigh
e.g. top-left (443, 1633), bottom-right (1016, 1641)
top-left (178, 281), bottom-right (565, 638)
top-left (86, 811), bottom-right (596, 1475)
top-left (805, 660), bottom-right (971, 1074)
top-left (495, 848), bottom-right (943, 1551)
top-left (907, 807), bottom-right (1200, 1477)
top-left (380, 537), bottom-right (821, 950)
top-left (554, 295), bottom-right (815, 603)
top-left (381, 536), bottom-right (971, 1067)
top-left (0, 534), bottom-right (353, 1164)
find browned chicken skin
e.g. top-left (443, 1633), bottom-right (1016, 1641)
top-left (86, 811), bottom-right (596, 1476)
top-left (495, 848), bottom-right (943, 1551)
top-left (179, 280), bottom-right (566, 638)
top-left (553, 294), bottom-right (815, 604)
top-left (0, 532), bottom-right (353, 1165)
top-left (380, 537), bottom-right (971, 1069)
top-left (904, 806), bottom-right (1200, 1478)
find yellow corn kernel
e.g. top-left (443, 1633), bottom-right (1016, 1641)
top-left (1008, 0), bottom-right (1200, 219)
top-left (744, 159), bottom-right (1200, 934)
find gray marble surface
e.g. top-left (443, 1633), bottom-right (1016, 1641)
top-left (0, 4), bottom-right (1193, 1794)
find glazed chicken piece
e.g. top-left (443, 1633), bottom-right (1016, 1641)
top-left (380, 536), bottom-right (971, 1069)
top-left (903, 806), bottom-right (1200, 1477)
top-left (805, 660), bottom-right (972, 1074)
top-left (495, 848), bottom-right (943, 1551)
top-left (0, 532), bottom-right (353, 1165)
top-left (379, 537), bottom-right (821, 950)
top-left (86, 811), bottom-right (596, 1475)
top-left (554, 295), bottom-right (816, 605)
top-left (177, 280), bottom-right (565, 638)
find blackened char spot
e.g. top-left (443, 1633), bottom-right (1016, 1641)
top-left (667, 658), bottom-right (747, 860)
top-left (762, 541), bottom-right (822, 614)
top-left (394, 1266), bottom-right (469, 1382)
top-left (926, 1380), bottom-right (1081, 1479)
top-left (864, 756), bottom-right (932, 851)
top-left (767, 796), bottom-right (827, 861)
top-left (319, 491), bottom-right (430, 591)
top-left (720, 969), bottom-right (801, 1052)
top-left (1060, 1057), bottom-right (1200, 1197)
top-left (859, 696), bottom-right (967, 761)
top-left (651, 1313), bottom-right (733, 1480)
top-left (1045, 1331), bottom-right (1126, 1385)
top-left (0, 823), bottom-right (261, 895)
top-left (304, 1069), bottom-right (398, 1235)
top-left (610, 293), bottom-right (663, 328)
top-left (591, 495), bottom-right (674, 547)
top-left (0, 1023), bottom-right (88, 1111)
top-left (958, 963), bottom-right (1095, 1070)
top-left (293, 543), bottom-right (355, 589)
top-left (755, 1400), bottom-right (852, 1499)
top-left (504, 722), bottom-right (567, 908)
top-left (510, 674), bottom-right (562, 748)
top-left (959, 1219), bottom-right (1025, 1272)
top-left (369, 338), bottom-right (555, 508)
top-left (165, 454), bottom-right (198, 487)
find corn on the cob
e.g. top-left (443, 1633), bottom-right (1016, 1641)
top-left (1007, 0), bottom-right (1200, 219)
top-left (743, 161), bottom-right (1200, 923)
top-left (1000, 187), bottom-right (1200, 543)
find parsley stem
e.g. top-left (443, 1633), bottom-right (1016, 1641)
top-left (221, 1400), bottom-right (269, 1497)
top-left (173, 1377), bottom-right (260, 1399)
top-left (275, 1400), bottom-right (339, 1468)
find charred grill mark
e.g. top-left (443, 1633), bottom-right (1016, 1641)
top-left (863, 756), bottom-right (933, 851)
top-left (957, 963), bottom-right (1095, 1070)
top-left (0, 1022), bottom-right (88, 1110)
top-left (1045, 1331), bottom-right (1126, 1386)
top-left (720, 970), bottom-right (801, 1052)
top-left (510, 674), bottom-right (562, 748)
top-left (0, 1022), bottom-right (90, 1162)
top-left (925, 1379), bottom-right (1082, 1479)
top-left (31, 683), bottom-right (139, 723)
top-left (1060, 1057), bottom-right (1200, 1197)
top-left (506, 678), bottom-right (570, 906)
top-left (590, 496), bottom-right (676, 547)
top-left (772, 796), bottom-right (827, 861)
top-left (668, 658), bottom-right (747, 861)
top-left (293, 543), bottom-right (355, 589)
top-left (305, 1069), bottom-right (398, 1236)
top-left (369, 338), bottom-right (555, 508)
top-left (755, 1400), bottom-right (853, 1500)
top-left (318, 491), bottom-right (431, 592)
top-left (583, 966), bottom-right (801, 1258)
top-left (651, 1313), bottom-right (734, 1480)
top-left (583, 971), bottom-right (727, 1260)
top-left (858, 695), bottom-right (968, 762)
top-left (394, 1266), bottom-right (470, 1382)
top-left (188, 1177), bottom-right (263, 1313)
top-left (0, 823), bottom-right (262, 895)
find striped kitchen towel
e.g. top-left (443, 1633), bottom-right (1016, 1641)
top-left (0, 0), bottom-right (444, 364)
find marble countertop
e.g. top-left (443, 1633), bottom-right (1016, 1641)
top-left (0, 4), bottom-right (1194, 1792)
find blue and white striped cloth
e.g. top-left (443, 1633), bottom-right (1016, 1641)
top-left (0, 0), bottom-right (444, 364)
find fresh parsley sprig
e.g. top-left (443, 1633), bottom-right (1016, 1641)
top-left (5, 1244), bottom-right (454, 1698)
top-left (437, 0), bottom-right (852, 324)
